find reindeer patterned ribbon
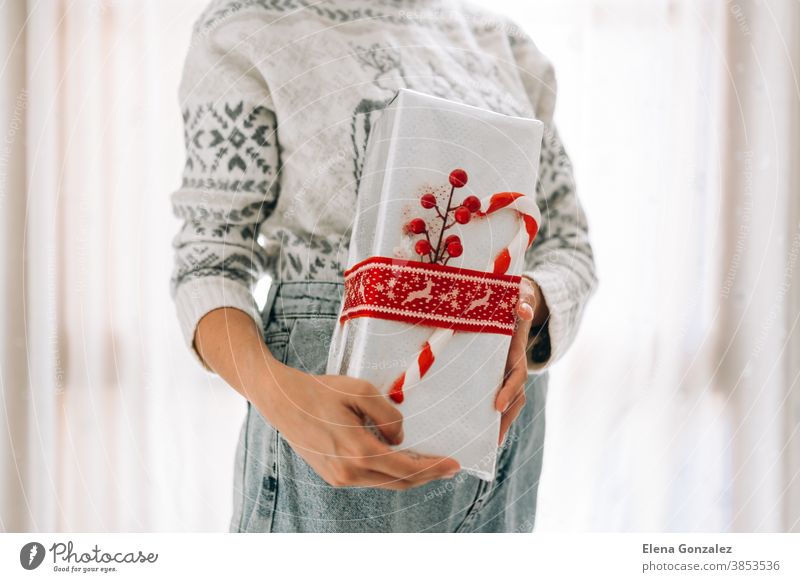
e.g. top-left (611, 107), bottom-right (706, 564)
top-left (340, 256), bottom-right (521, 336)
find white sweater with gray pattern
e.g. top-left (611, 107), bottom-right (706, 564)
top-left (171, 0), bottom-right (598, 371)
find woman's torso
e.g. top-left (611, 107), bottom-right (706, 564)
top-left (199, 0), bottom-right (540, 281)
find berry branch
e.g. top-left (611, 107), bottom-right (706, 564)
top-left (404, 168), bottom-right (482, 266)
top-left (432, 173), bottom-right (461, 263)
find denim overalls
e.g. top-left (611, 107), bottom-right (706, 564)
top-left (230, 280), bottom-right (548, 532)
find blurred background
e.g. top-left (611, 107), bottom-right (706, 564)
top-left (1, 0), bottom-right (798, 532)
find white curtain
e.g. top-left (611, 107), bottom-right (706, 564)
top-left (1, 0), bottom-right (33, 532)
top-left (482, 0), bottom-right (800, 532)
top-left (2, 0), bottom-right (244, 532)
top-left (1, 0), bottom-right (798, 532)
top-left (715, 0), bottom-right (800, 532)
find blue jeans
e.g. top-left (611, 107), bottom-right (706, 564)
top-left (230, 281), bottom-right (548, 532)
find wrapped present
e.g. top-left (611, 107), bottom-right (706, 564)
top-left (327, 89), bottom-right (544, 480)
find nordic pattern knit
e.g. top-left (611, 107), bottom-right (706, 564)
top-left (170, 0), bottom-right (598, 371)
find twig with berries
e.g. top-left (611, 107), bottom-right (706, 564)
top-left (404, 168), bottom-right (482, 266)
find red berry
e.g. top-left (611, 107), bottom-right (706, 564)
top-left (463, 195), bottom-right (481, 213)
top-left (449, 168), bottom-right (468, 188)
top-left (446, 241), bottom-right (463, 258)
top-left (415, 239), bottom-right (432, 256)
top-left (420, 193), bottom-right (437, 209)
top-left (444, 234), bottom-right (461, 247)
top-left (454, 206), bottom-right (471, 224)
top-left (406, 218), bottom-right (427, 234)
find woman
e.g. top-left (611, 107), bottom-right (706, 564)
top-left (170, 0), bottom-right (597, 532)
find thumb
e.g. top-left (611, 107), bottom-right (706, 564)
top-left (349, 385), bottom-right (405, 445)
top-left (517, 278), bottom-right (536, 321)
top-left (517, 300), bottom-right (534, 321)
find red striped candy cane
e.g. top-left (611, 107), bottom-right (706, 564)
top-left (387, 191), bottom-right (541, 404)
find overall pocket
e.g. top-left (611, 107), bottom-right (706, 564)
top-left (283, 317), bottom-right (338, 375)
top-left (270, 316), bottom-right (396, 531)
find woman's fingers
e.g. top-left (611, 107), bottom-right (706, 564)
top-left (495, 278), bottom-right (535, 429)
top-left (347, 381), bottom-right (405, 445)
top-left (517, 299), bottom-right (534, 320)
top-left (497, 324), bottom-right (528, 412)
top-left (370, 449), bottom-right (461, 484)
top-left (497, 357), bottom-right (527, 412)
top-left (497, 377), bottom-right (526, 444)
top-left (498, 389), bottom-right (526, 445)
top-left (355, 437), bottom-right (460, 483)
top-left (346, 469), bottom-right (436, 491)
top-left (327, 379), bottom-right (458, 487)
top-left (329, 465), bottom-right (456, 491)
top-left (317, 407), bottom-right (459, 487)
top-left (517, 277), bottom-right (536, 320)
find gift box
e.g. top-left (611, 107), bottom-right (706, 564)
top-left (327, 89), bottom-right (544, 480)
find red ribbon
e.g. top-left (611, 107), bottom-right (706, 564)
top-left (341, 256), bottom-right (520, 335)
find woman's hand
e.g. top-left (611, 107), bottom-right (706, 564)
top-left (260, 366), bottom-right (461, 489)
top-left (495, 276), bottom-right (549, 445)
top-left (194, 307), bottom-right (461, 490)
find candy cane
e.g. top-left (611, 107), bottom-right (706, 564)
top-left (387, 191), bottom-right (540, 404)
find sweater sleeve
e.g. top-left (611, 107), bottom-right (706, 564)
top-left (170, 25), bottom-right (280, 371)
top-left (509, 32), bottom-right (599, 372)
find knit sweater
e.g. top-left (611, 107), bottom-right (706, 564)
top-left (170, 0), bottom-right (598, 372)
